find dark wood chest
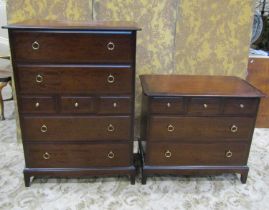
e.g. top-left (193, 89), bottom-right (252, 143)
top-left (4, 20), bottom-right (140, 186)
top-left (139, 75), bottom-right (264, 184)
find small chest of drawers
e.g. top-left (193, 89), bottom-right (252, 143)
top-left (139, 75), bottom-right (264, 184)
top-left (4, 20), bottom-right (140, 186)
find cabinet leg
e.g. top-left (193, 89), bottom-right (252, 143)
top-left (142, 175), bottom-right (147, 185)
top-left (130, 174), bottom-right (135, 185)
top-left (240, 171), bottom-right (249, 184)
top-left (0, 82), bottom-right (7, 120)
top-left (24, 174), bottom-right (31, 187)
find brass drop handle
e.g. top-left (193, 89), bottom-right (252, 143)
top-left (167, 102), bottom-right (171, 108)
top-left (113, 102), bottom-right (117, 108)
top-left (165, 150), bottom-right (172, 158)
top-left (107, 41), bottom-right (115, 51)
top-left (203, 104), bottom-right (208, 108)
top-left (240, 104), bottom-right (244, 109)
top-left (32, 41), bottom-right (40, 50)
top-left (107, 124), bottom-right (115, 132)
top-left (41, 124), bottom-right (47, 133)
top-left (43, 152), bottom-right (50, 160)
top-left (167, 124), bottom-right (174, 132)
top-left (36, 74), bottom-right (43, 83)
top-left (35, 102), bottom-right (40, 108)
top-left (107, 74), bottom-right (115, 83)
top-left (107, 151), bottom-right (115, 159)
top-left (230, 125), bottom-right (238, 133)
top-left (74, 102), bottom-right (79, 108)
top-left (226, 150), bottom-right (233, 158)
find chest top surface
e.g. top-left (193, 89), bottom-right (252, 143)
top-left (140, 75), bottom-right (264, 98)
top-left (2, 19), bottom-right (141, 31)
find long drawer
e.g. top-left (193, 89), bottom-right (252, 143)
top-left (17, 65), bottom-right (133, 94)
top-left (25, 143), bottom-right (131, 168)
top-left (22, 116), bottom-right (131, 141)
top-left (146, 142), bottom-right (249, 166)
top-left (12, 31), bottom-right (133, 64)
top-left (148, 116), bottom-right (255, 141)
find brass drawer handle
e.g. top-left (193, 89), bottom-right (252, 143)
top-left (41, 125), bottom-right (47, 133)
top-left (203, 103), bottom-right (208, 108)
top-left (113, 102), bottom-right (117, 108)
top-left (167, 102), bottom-right (171, 108)
top-left (107, 151), bottom-right (115, 159)
top-left (36, 74), bottom-right (43, 83)
top-left (43, 152), bottom-right (50, 160)
top-left (35, 102), bottom-right (40, 108)
top-left (231, 125), bottom-right (238, 133)
top-left (226, 150), bottom-right (233, 158)
top-left (107, 124), bottom-right (115, 132)
top-left (165, 150), bottom-right (172, 158)
top-left (240, 104), bottom-right (244, 109)
top-left (107, 41), bottom-right (115, 51)
top-left (167, 124), bottom-right (174, 132)
top-left (107, 74), bottom-right (115, 83)
top-left (32, 41), bottom-right (40, 50)
top-left (74, 102), bottom-right (79, 108)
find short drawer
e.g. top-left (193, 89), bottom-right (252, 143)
top-left (148, 116), bottom-right (255, 141)
top-left (188, 98), bottom-right (221, 115)
top-left (25, 143), bottom-right (131, 168)
top-left (150, 97), bottom-right (184, 114)
top-left (17, 65), bottom-right (132, 94)
top-left (22, 116), bottom-right (131, 141)
top-left (98, 96), bottom-right (132, 114)
top-left (146, 142), bottom-right (249, 166)
top-left (12, 31), bottom-right (133, 64)
top-left (20, 96), bottom-right (56, 113)
top-left (60, 96), bottom-right (95, 114)
top-left (223, 98), bottom-right (259, 115)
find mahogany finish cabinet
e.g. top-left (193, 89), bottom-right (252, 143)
top-left (3, 20), bottom-right (140, 186)
top-left (139, 75), bottom-right (264, 184)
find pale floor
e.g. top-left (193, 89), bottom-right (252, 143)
top-left (0, 87), bottom-right (269, 210)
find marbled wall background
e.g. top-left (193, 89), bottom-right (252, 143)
top-left (175, 0), bottom-right (254, 78)
top-left (5, 0), bottom-right (255, 139)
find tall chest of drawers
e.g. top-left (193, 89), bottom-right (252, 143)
top-left (4, 20), bottom-right (140, 186)
top-left (139, 75), bottom-right (264, 184)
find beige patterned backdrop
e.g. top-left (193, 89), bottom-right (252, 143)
top-left (5, 0), bottom-right (255, 131)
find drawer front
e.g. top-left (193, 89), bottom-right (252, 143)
top-left (98, 96), bottom-right (132, 114)
top-left (223, 98), bottom-right (258, 115)
top-left (146, 142), bottom-right (249, 166)
top-left (25, 143), bottom-right (131, 168)
top-left (148, 116), bottom-right (255, 141)
top-left (60, 96), bottom-right (95, 114)
top-left (188, 98), bottom-right (221, 115)
top-left (22, 116), bottom-right (131, 141)
top-left (17, 66), bottom-right (132, 94)
top-left (12, 31), bottom-right (134, 64)
top-left (20, 96), bottom-right (56, 113)
top-left (150, 97), bottom-right (184, 114)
